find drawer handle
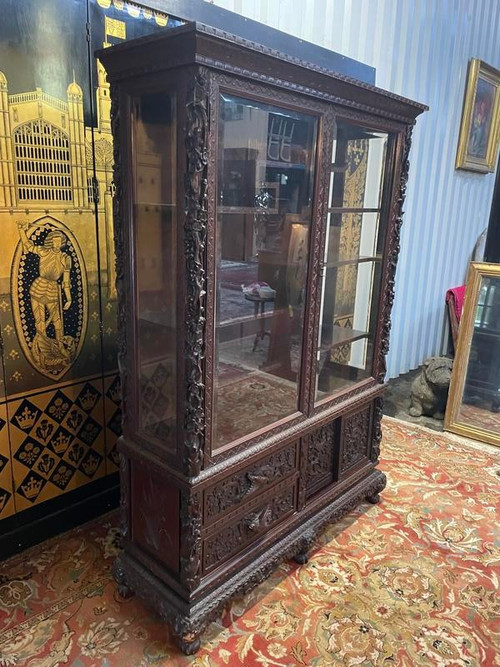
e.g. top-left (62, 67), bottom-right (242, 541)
top-left (244, 506), bottom-right (273, 532)
top-left (239, 464), bottom-right (274, 500)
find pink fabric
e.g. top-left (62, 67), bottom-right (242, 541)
top-left (446, 285), bottom-right (466, 322)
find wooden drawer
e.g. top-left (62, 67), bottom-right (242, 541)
top-left (203, 441), bottom-right (298, 526)
top-left (202, 478), bottom-right (297, 573)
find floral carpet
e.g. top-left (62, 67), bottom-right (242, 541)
top-left (459, 403), bottom-right (500, 433)
top-left (0, 418), bottom-right (499, 666)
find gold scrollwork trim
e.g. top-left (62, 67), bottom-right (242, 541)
top-left (444, 261), bottom-right (500, 447)
top-left (455, 58), bottom-right (500, 173)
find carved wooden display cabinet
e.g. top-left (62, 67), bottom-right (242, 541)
top-left (99, 23), bottom-right (426, 654)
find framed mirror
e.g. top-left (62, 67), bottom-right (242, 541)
top-left (445, 262), bottom-right (500, 446)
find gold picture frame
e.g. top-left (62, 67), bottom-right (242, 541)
top-left (456, 59), bottom-right (500, 173)
top-left (444, 262), bottom-right (500, 447)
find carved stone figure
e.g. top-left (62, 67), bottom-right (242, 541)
top-left (409, 356), bottom-right (453, 419)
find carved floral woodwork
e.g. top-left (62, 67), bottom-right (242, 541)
top-left (305, 423), bottom-right (337, 496)
top-left (204, 442), bottom-right (297, 522)
top-left (183, 70), bottom-right (209, 478)
top-left (99, 22), bottom-right (426, 656)
top-left (341, 407), bottom-right (371, 472)
top-left (203, 483), bottom-right (296, 572)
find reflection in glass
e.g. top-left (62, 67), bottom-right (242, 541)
top-left (133, 91), bottom-right (177, 444)
top-left (213, 94), bottom-right (318, 448)
top-left (316, 122), bottom-right (389, 401)
top-left (330, 122), bottom-right (387, 209)
top-left (459, 276), bottom-right (500, 424)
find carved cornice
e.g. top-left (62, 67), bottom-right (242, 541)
top-left (197, 54), bottom-right (419, 125)
top-left (377, 125), bottom-right (413, 382)
top-left (100, 23), bottom-right (426, 124)
top-left (183, 69), bottom-right (209, 477)
top-left (195, 23), bottom-right (426, 114)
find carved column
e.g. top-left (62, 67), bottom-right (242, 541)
top-left (110, 87), bottom-right (129, 433)
top-left (183, 69), bottom-right (209, 478)
top-left (179, 489), bottom-right (202, 592)
top-left (377, 124), bottom-right (414, 382)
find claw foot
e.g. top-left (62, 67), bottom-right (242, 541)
top-left (113, 559), bottom-right (134, 599)
top-left (294, 550), bottom-right (309, 565)
top-left (177, 633), bottom-right (201, 656)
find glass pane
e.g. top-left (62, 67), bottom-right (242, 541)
top-left (213, 94), bottom-right (318, 448)
top-left (133, 92), bottom-right (177, 444)
top-left (459, 275), bottom-right (500, 423)
top-left (315, 211), bottom-right (384, 401)
top-left (330, 122), bottom-right (387, 209)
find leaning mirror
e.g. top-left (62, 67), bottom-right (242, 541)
top-left (445, 262), bottom-right (500, 446)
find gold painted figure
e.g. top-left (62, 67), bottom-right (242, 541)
top-left (17, 222), bottom-right (75, 374)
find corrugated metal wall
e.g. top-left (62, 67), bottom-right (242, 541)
top-left (210, 0), bottom-right (500, 378)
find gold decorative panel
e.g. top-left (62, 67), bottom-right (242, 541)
top-left (12, 217), bottom-right (88, 381)
top-left (0, 0), bottom-right (182, 521)
top-left (9, 378), bottom-right (106, 512)
top-left (0, 402), bottom-right (15, 519)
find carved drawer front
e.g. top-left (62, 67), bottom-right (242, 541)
top-left (340, 405), bottom-right (372, 475)
top-left (202, 478), bottom-right (297, 573)
top-left (203, 441), bottom-right (298, 526)
top-left (304, 420), bottom-right (340, 499)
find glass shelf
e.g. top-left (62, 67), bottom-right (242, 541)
top-left (324, 324), bottom-right (369, 349)
top-left (324, 254), bottom-right (382, 269)
top-left (315, 120), bottom-right (389, 403)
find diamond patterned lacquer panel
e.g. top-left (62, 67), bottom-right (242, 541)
top-left (0, 403), bottom-right (14, 519)
top-left (10, 379), bottom-right (106, 511)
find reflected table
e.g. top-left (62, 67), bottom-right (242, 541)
top-left (244, 293), bottom-right (275, 352)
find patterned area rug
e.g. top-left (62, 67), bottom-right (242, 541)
top-left (459, 402), bottom-right (500, 433)
top-left (215, 371), bottom-right (297, 447)
top-left (0, 418), bottom-right (499, 666)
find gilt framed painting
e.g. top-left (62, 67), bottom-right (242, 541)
top-left (456, 59), bottom-right (500, 173)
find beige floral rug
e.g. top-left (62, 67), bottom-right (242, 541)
top-left (0, 417), bottom-right (499, 666)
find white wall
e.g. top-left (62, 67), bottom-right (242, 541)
top-left (208, 0), bottom-right (500, 378)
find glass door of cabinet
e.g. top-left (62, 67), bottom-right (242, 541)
top-left (213, 93), bottom-right (318, 449)
top-left (131, 91), bottom-right (178, 446)
top-left (316, 120), bottom-right (392, 403)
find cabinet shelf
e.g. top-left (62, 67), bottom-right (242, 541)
top-left (325, 254), bottom-right (382, 269)
top-left (320, 325), bottom-right (369, 350)
top-left (218, 307), bottom-right (288, 329)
